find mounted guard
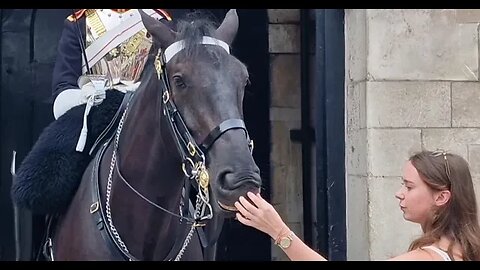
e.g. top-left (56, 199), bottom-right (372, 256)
top-left (11, 9), bottom-right (262, 261)
top-left (11, 9), bottom-right (177, 214)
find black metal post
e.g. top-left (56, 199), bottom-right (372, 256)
top-left (315, 9), bottom-right (346, 261)
top-left (314, 9), bottom-right (329, 257)
top-left (325, 9), bottom-right (346, 260)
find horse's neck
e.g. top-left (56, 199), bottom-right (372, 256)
top-left (119, 83), bottom-right (182, 192)
top-left (105, 85), bottom-right (185, 260)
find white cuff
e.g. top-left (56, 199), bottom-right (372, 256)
top-left (53, 83), bottom-right (106, 120)
top-left (53, 89), bottom-right (83, 120)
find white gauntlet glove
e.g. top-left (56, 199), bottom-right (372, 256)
top-left (53, 77), bottom-right (107, 120)
top-left (52, 75), bottom-right (108, 152)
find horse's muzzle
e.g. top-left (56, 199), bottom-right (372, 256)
top-left (215, 171), bottom-right (261, 214)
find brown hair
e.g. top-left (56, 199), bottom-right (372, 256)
top-left (408, 150), bottom-right (480, 260)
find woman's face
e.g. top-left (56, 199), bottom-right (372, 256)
top-left (395, 161), bottom-right (437, 228)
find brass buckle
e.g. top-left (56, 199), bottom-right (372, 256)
top-left (162, 91), bottom-right (170, 104)
top-left (187, 142), bottom-right (196, 157)
top-left (90, 202), bottom-right (99, 214)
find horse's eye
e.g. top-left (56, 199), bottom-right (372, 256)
top-left (172, 75), bottom-right (186, 89)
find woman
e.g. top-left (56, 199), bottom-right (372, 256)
top-left (235, 150), bottom-right (480, 261)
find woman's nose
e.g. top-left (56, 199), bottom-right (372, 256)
top-left (395, 189), bottom-right (403, 200)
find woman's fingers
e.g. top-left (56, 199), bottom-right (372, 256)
top-left (234, 201), bottom-right (248, 216)
top-left (247, 191), bottom-right (264, 207)
top-left (239, 196), bottom-right (260, 215)
top-left (236, 212), bottom-right (255, 227)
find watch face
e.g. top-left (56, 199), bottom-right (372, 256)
top-left (280, 238), bottom-right (291, 248)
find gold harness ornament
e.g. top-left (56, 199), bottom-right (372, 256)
top-left (155, 49), bottom-right (163, 79)
top-left (198, 165), bottom-right (209, 190)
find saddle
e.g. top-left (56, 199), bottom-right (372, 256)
top-left (11, 90), bottom-right (130, 215)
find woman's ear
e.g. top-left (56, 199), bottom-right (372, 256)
top-left (434, 190), bottom-right (451, 207)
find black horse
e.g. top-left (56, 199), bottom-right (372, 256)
top-left (49, 9), bottom-right (262, 260)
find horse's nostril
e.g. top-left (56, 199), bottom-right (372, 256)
top-left (222, 171), bottom-right (238, 188)
top-left (220, 171), bottom-right (261, 190)
top-left (217, 169), bottom-right (232, 187)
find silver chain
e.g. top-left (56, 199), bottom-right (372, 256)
top-left (174, 194), bottom-right (203, 261)
top-left (174, 162), bottom-right (214, 260)
top-left (103, 100), bottom-right (212, 261)
top-left (105, 102), bottom-right (131, 255)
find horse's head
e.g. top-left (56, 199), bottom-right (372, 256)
top-left (140, 10), bottom-right (262, 217)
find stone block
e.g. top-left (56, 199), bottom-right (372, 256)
top-left (347, 82), bottom-right (366, 131)
top-left (270, 54), bottom-right (301, 108)
top-left (368, 129), bottom-right (422, 176)
top-left (268, 9), bottom-right (300, 23)
top-left (452, 82), bottom-right (480, 127)
top-left (345, 9), bottom-right (367, 82)
top-left (367, 9), bottom-right (478, 80)
top-left (422, 128), bottom-right (480, 157)
top-left (347, 175), bottom-right (369, 260)
top-left (455, 9), bottom-right (480, 23)
top-left (347, 129), bottom-right (368, 176)
top-left (367, 82), bottom-right (450, 128)
top-left (269, 24), bottom-right (300, 53)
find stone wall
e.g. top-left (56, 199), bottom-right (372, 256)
top-left (267, 9), bottom-right (304, 261)
top-left (345, 9), bottom-right (480, 260)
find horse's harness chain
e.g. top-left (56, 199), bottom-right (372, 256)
top-left (174, 195), bottom-right (202, 261)
top-left (105, 100), bottom-right (131, 255)
top-left (104, 97), bottom-right (213, 261)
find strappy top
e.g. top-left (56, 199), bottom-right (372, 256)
top-left (422, 245), bottom-right (452, 261)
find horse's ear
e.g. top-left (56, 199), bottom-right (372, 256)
top-left (214, 9), bottom-right (239, 46)
top-left (139, 9), bottom-right (176, 48)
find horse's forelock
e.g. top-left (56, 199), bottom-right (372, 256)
top-left (175, 14), bottom-right (219, 60)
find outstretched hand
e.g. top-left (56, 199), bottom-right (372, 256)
top-left (234, 192), bottom-right (289, 240)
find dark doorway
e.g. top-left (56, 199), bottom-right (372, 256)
top-left (214, 9), bottom-right (271, 261)
top-left (1, 9), bottom-right (71, 260)
top-left (0, 9), bottom-right (271, 261)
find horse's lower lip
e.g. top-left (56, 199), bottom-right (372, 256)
top-left (218, 201), bottom-right (237, 212)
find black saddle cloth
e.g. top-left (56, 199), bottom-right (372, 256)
top-left (11, 90), bottom-right (124, 214)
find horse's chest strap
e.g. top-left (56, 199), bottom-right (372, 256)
top-left (90, 140), bottom-right (137, 261)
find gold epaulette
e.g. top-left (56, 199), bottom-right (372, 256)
top-left (154, 9), bottom-right (172, 21)
top-left (67, 9), bottom-right (87, 22)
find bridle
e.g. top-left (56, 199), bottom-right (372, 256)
top-left (94, 36), bottom-right (254, 261)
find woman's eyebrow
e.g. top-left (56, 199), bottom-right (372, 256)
top-left (402, 178), bottom-right (415, 184)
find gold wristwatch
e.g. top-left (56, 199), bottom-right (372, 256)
top-left (277, 231), bottom-right (294, 249)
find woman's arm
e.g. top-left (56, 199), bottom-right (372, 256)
top-left (235, 192), bottom-right (327, 261)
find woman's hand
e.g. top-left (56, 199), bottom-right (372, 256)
top-left (234, 191), bottom-right (289, 240)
